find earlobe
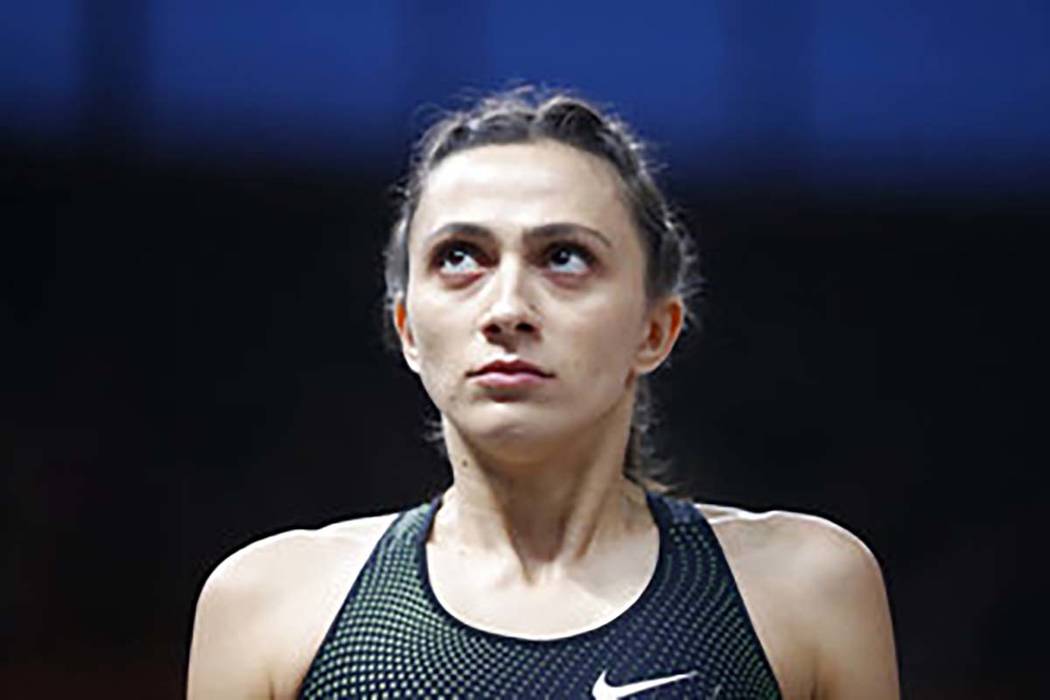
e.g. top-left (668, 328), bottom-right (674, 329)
top-left (393, 298), bottom-right (421, 374)
top-left (634, 297), bottom-right (684, 376)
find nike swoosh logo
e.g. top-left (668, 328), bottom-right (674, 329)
top-left (591, 669), bottom-right (698, 699)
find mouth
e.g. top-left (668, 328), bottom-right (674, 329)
top-left (467, 358), bottom-right (554, 389)
top-left (467, 359), bottom-right (554, 378)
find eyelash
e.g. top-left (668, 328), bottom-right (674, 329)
top-left (543, 242), bottom-right (595, 269)
top-left (429, 239), bottom-right (597, 275)
top-left (431, 240), bottom-right (487, 271)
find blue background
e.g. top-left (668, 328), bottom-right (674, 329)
top-left (4, 1), bottom-right (1048, 187)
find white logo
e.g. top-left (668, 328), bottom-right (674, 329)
top-left (591, 669), bottom-right (699, 699)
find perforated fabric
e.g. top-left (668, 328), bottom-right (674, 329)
top-left (299, 491), bottom-right (781, 698)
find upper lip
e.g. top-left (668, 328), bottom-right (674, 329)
top-left (468, 359), bottom-right (553, 377)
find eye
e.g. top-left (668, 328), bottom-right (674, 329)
top-left (434, 241), bottom-right (484, 275)
top-left (544, 243), bottom-right (593, 274)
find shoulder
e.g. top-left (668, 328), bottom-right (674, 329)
top-left (698, 502), bottom-right (884, 587)
top-left (200, 512), bottom-right (401, 600)
top-left (187, 511), bottom-right (401, 699)
top-left (193, 512), bottom-right (401, 626)
top-left (696, 503), bottom-right (899, 699)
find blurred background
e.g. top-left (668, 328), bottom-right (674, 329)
top-left (3, 1), bottom-right (1045, 697)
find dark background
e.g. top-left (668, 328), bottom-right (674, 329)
top-left (3, 2), bottom-right (1046, 697)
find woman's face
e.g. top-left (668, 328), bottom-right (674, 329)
top-left (396, 140), bottom-right (681, 458)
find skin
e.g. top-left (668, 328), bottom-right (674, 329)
top-left (187, 141), bottom-right (899, 699)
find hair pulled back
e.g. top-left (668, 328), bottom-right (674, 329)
top-left (383, 87), bottom-right (698, 490)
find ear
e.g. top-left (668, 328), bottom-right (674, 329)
top-left (633, 295), bottom-right (684, 376)
top-left (393, 297), bottom-right (422, 374)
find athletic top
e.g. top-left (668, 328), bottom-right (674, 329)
top-left (299, 491), bottom-right (782, 698)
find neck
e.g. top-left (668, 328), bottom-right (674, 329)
top-left (431, 395), bottom-right (653, 580)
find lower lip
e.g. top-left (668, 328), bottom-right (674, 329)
top-left (471, 372), bottom-right (551, 389)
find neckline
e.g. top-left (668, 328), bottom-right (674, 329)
top-left (415, 489), bottom-right (669, 646)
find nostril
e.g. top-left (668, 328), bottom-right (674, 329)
top-left (483, 320), bottom-right (537, 336)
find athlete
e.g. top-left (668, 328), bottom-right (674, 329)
top-left (187, 90), bottom-right (899, 698)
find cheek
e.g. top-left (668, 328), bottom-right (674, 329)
top-left (406, 293), bottom-right (466, 402)
top-left (562, 295), bottom-right (647, 380)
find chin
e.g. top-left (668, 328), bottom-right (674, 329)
top-left (452, 405), bottom-right (582, 462)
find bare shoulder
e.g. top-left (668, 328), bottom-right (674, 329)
top-left (696, 503), bottom-right (899, 699)
top-left (193, 511), bottom-right (401, 620)
top-left (204, 512), bottom-right (401, 593)
top-left (187, 511), bottom-right (400, 700)
top-left (698, 502), bottom-right (884, 583)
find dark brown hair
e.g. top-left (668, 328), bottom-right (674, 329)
top-left (384, 88), bottom-right (699, 490)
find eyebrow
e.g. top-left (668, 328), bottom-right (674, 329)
top-left (423, 222), bottom-right (613, 249)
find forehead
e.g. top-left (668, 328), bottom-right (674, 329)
top-left (410, 140), bottom-right (636, 242)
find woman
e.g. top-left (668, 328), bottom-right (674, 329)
top-left (187, 91), bottom-right (899, 699)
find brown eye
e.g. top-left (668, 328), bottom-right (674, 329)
top-left (545, 244), bottom-right (593, 274)
top-left (435, 242), bottom-right (483, 274)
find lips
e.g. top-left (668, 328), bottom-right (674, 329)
top-left (467, 358), bottom-right (553, 378)
top-left (467, 359), bottom-right (554, 391)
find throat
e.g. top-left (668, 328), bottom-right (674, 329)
top-left (431, 477), bottom-right (653, 569)
top-left (424, 495), bottom-right (661, 639)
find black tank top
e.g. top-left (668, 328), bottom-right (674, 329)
top-left (299, 491), bottom-right (782, 698)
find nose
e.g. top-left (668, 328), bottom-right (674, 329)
top-left (479, 256), bottom-right (540, 342)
